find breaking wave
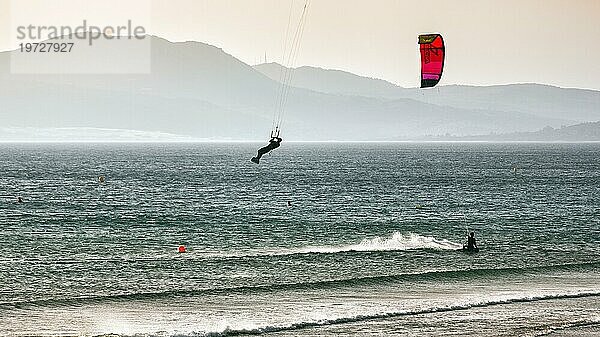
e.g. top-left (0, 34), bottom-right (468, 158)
top-left (137, 292), bottom-right (600, 337)
top-left (3, 261), bottom-right (597, 310)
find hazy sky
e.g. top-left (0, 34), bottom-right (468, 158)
top-left (1, 0), bottom-right (599, 89)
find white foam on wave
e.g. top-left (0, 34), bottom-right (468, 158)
top-left (296, 232), bottom-right (463, 254)
top-left (153, 291), bottom-right (600, 337)
top-left (201, 232), bottom-right (463, 259)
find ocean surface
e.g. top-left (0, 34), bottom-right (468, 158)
top-left (0, 142), bottom-right (599, 336)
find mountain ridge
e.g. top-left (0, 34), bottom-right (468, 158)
top-left (254, 63), bottom-right (600, 122)
top-left (425, 121), bottom-right (600, 142)
top-left (0, 36), bottom-right (597, 141)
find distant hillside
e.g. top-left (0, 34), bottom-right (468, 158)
top-left (428, 121), bottom-right (600, 141)
top-left (0, 36), bottom-right (597, 141)
top-left (254, 63), bottom-right (600, 122)
top-left (254, 63), bottom-right (408, 99)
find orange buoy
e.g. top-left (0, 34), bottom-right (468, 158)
top-left (178, 245), bottom-right (186, 253)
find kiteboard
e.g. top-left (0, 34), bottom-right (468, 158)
top-left (460, 247), bottom-right (480, 253)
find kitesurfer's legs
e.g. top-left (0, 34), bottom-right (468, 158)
top-left (257, 145), bottom-right (271, 158)
top-left (251, 144), bottom-right (272, 164)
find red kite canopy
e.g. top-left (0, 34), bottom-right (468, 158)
top-left (418, 34), bottom-right (445, 88)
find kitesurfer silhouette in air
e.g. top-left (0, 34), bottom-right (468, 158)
top-left (251, 136), bottom-right (282, 164)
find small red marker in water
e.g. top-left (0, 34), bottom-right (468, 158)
top-left (178, 245), bottom-right (186, 253)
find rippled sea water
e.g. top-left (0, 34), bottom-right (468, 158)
top-left (0, 143), bottom-right (599, 336)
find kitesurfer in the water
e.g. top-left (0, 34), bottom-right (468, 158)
top-left (251, 136), bottom-right (282, 164)
top-left (464, 232), bottom-right (478, 251)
